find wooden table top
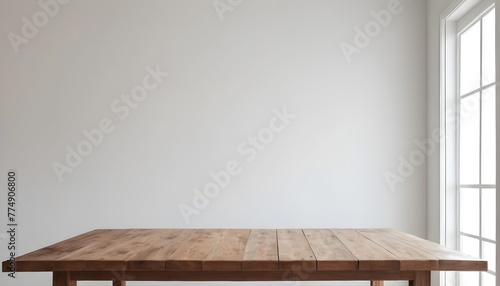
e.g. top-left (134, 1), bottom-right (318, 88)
top-left (2, 229), bottom-right (487, 273)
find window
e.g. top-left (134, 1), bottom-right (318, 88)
top-left (441, 1), bottom-right (496, 286)
top-left (458, 7), bottom-right (496, 286)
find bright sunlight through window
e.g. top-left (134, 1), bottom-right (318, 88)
top-left (458, 7), bottom-right (496, 286)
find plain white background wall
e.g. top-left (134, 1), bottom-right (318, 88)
top-left (0, 0), bottom-right (426, 285)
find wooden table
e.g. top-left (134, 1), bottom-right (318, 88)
top-left (2, 229), bottom-right (487, 286)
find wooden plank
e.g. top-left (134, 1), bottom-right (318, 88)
top-left (82, 229), bottom-right (168, 271)
top-left (53, 229), bottom-right (136, 271)
top-left (8, 229), bottom-right (106, 271)
top-left (303, 229), bottom-right (358, 270)
top-left (382, 229), bottom-right (487, 271)
top-left (242, 229), bottom-right (279, 271)
top-left (357, 229), bottom-right (439, 270)
top-left (3, 228), bottom-right (489, 275)
top-left (17, 229), bottom-right (103, 260)
top-left (126, 229), bottom-right (190, 270)
top-left (330, 229), bottom-right (400, 270)
top-left (203, 229), bottom-right (251, 271)
top-left (166, 229), bottom-right (224, 271)
top-left (277, 229), bottom-right (316, 271)
top-left (371, 281), bottom-right (384, 286)
top-left (70, 270), bottom-right (417, 281)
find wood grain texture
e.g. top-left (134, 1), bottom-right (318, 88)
top-left (330, 229), bottom-right (400, 271)
top-left (242, 229), bottom-right (279, 271)
top-left (203, 229), bottom-right (251, 271)
top-left (1, 228), bottom-right (488, 275)
top-left (357, 229), bottom-right (439, 270)
top-left (12, 229), bottom-right (105, 271)
top-left (166, 229), bottom-right (224, 271)
top-left (126, 229), bottom-right (190, 270)
top-left (371, 281), bottom-right (384, 286)
top-left (382, 229), bottom-right (487, 271)
top-left (277, 229), bottom-right (316, 271)
top-left (303, 229), bottom-right (358, 270)
top-left (54, 229), bottom-right (135, 271)
top-left (69, 270), bottom-right (418, 281)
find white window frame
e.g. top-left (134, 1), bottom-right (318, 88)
top-left (439, 0), bottom-right (497, 285)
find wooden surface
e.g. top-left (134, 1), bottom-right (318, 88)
top-left (241, 229), bottom-right (278, 271)
top-left (2, 228), bottom-right (487, 275)
top-left (371, 281), bottom-right (384, 286)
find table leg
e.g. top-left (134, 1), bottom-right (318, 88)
top-left (409, 271), bottom-right (430, 286)
top-left (371, 281), bottom-right (384, 286)
top-left (53, 272), bottom-right (76, 286)
top-left (113, 281), bottom-right (126, 286)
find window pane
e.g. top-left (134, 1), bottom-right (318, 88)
top-left (460, 21), bottom-right (481, 95)
top-left (482, 188), bottom-right (496, 241)
top-left (460, 235), bottom-right (480, 257)
top-left (482, 86), bottom-right (496, 184)
top-left (482, 8), bottom-right (495, 85)
top-left (483, 241), bottom-right (496, 272)
top-left (460, 94), bottom-right (480, 184)
top-left (460, 271), bottom-right (479, 286)
top-left (460, 188), bottom-right (480, 236)
top-left (482, 272), bottom-right (496, 286)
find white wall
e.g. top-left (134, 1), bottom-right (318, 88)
top-left (0, 0), bottom-right (427, 286)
